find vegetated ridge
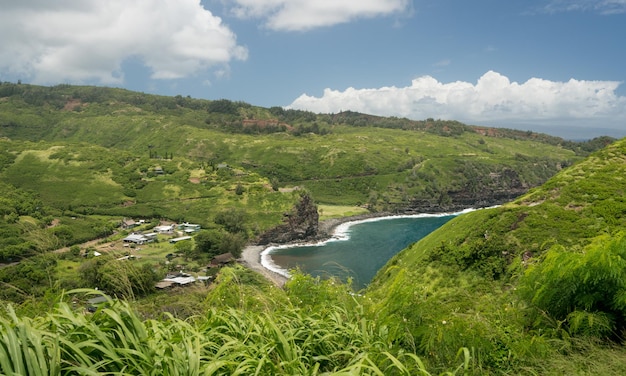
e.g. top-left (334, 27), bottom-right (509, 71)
top-left (366, 137), bottom-right (626, 373)
top-left (0, 82), bottom-right (610, 264)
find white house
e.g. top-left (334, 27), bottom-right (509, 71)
top-left (169, 236), bottom-right (192, 244)
top-left (123, 233), bottom-right (153, 245)
top-left (154, 225), bottom-right (175, 234)
top-left (155, 273), bottom-right (196, 289)
top-left (143, 232), bottom-right (158, 240)
top-left (177, 222), bottom-right (201, 233)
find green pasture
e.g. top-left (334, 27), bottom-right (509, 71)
top-left (317, 204), bottom-right (369, 220)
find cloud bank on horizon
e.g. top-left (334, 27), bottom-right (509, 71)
top-left (287, 71), bottom-right (626, 128)
top-left (0, 0), bottom-right (247, 84)
top-left (0, 0), bottom-right (624, 138)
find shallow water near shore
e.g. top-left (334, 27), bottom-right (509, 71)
top-left (263, 211), bottom-right (466, 290)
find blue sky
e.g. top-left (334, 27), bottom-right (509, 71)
top-left (1, 0), bottom-right (625, 139)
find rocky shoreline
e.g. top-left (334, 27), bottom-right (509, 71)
top-left (238, 212), bottom-right (394, 287)
top-left (238, 209), bottom-right (461, 288)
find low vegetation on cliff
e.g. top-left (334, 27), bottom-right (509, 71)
top-left (366, 137), bottom-right (626, 373)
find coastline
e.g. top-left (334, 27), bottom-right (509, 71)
top-left (237, 213), bottom-right (384, 288)
top-left (239, 207), bottom-right (482, 288)
top-left (239, 245), bottom-right (289, 287)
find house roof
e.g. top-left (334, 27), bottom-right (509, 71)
top-left (123, 234), bottom-right (147, 242)
top-left (212, 252), bottom-right (234, 264)
top-left (163, 273), bottom-right (196, 285)
top-left (155, 281), bottom-right (175, 289)
top-left (157, 272), bottom-right (197, 288)
top-left (169, 236), bottom-right (192, 243)
top-left (154, 225), bottom-right (174, 232)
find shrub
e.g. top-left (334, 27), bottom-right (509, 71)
top-left (519, 233), bottom-right (626, 339)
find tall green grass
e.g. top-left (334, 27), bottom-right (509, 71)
top-left (0, 288), bottom-right (471, 375)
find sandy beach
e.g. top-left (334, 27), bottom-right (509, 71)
top-left (239, 245), bottom-right (289, 287)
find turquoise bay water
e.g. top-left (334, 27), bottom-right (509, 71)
top-left (264, 214), bottom-right (456, 290)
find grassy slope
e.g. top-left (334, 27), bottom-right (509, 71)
top-left (1, 84), bottom-right (581, 210)
top-left (366, 138), bottom-right (626, 373)
top-left (0, 142), bottom-right (299, 253)
top-left (226, 126), bottom-right (578, 206)
top-left (0, 84), bottom-right (586, 261)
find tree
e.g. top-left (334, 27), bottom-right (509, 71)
top-left (270, 177), bottom-right (280, 191)
top-left (215, 209), bottom-right (248, 235)
top-left (52, 225), bottom-right (74, 246)
top-left (193, 229), bottom-right (224, 258)
top-left (218, 232), bottom-right (245, 259)
top-left (207, 99), bottom-right (239, 115)
top-left (174, 240), bottom-right (193, 257)
top-left (69, 245), bottom-right (81, 258)
top-left (235, 183), bottom-right (245, 196)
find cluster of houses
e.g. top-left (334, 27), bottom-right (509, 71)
top-left (117, 218), bottom-right (236, 290)
top-left (121, 219), bottom-right (201, 245)
top-left (154, 252), bottom-right (234, 290)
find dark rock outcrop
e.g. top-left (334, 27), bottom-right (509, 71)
top-left (404, 168), bottom-right (528, 214)
top-left (258, 193), bottom-right (319, 245)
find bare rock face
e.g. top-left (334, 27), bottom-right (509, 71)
top-left (258, 193), bottom-right (319, 245)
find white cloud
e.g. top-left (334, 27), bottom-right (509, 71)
top-left (224, 0), bottom-right (411, 31)
top-left (542, 0), bottom-right (626, 14)
top-left (0, 0), bottom-right (247, 84)
top-left (433, 59), bottom-right (451, 67)
top-left (288, 71), bottom-right (626, 128)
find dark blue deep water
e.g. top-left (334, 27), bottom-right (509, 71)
top-left (265, 214), bottom-right (455, 290)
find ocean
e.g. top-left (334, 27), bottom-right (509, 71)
top-left (262, 210), bottom-right (471, 290)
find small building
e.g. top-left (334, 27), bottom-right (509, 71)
top-left (143, 232), bottom-right (158, 240)
top-left (155, 280), bottom-right (175, 289)
top-left (86, 295), bottom-right (110, 312)
top-left (121, 218), bottom-right (137, 229)
top-left (155, 273), bottom-right (196, 289)
top-left (123, 233), bottom-right (153, 245)
top-left (169, 236), bottom-right (192, 244)
top-left (210, 252), bottom-right (234, 267)
top-left (154, 224), bottom-right (175, 234)
top-left (197, 276), bottom-right (213, 284)
top-left (177, 222), bottom-right (201, 233)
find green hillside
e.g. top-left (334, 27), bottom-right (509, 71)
top-left (366, 137), bottom-right (626, 373)
top-left (1, 83), bottom-right (625, 374)
top-left (0, 83), bottom-right (602, 264)
top-left (0, 83), bottom-right (604, 211)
